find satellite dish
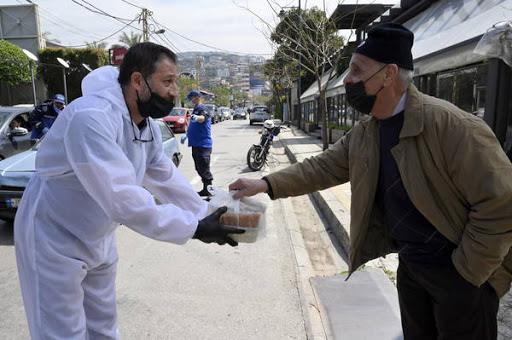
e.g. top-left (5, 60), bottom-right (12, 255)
top-left (82, 63), bottom-right (93, 72)
top-left (57, 57), bottom-right (70, 68)
top-left (22, 49), bottom-right (38, 62)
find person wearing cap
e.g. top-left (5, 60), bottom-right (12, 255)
top-left (182, 89), bottom-right (214, 197)
top-left (28, 94), bottom-right (66, 139)
top-left (229, 22), bottom-right (512, 339)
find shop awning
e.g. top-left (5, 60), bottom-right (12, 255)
top-left (405, 0), bottom-right (512, 75)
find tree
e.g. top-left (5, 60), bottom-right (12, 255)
top-left (263, 45), bottom-right (303, 122)
top-left (85, 41), bottom-right (108, 49)
top-left (233, 90), bottom-right (249, 108)
top-left (118, 31), bottom-right (141, 47)
top-left (271, 6), bottom-right (345, 150)
top-left (211, 84), bottom-right (230, 107)
top-left (38, 47), bottom-right (109, 102)
top-left (0, 40), bottom-right (32, 85)
top-left (43, 31), bottom-right (61, 44)
top-left (178, 76), bottom-right (197, 107)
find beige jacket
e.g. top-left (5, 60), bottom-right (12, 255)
top-left (266, 85), bottom-right (512, 297)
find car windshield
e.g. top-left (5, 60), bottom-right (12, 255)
top-left (0, 112), bottom-right (12, 126)
top-left (169, 109), bottom-right (186, 116)
top-left (235, 109), bottom-right (245, 113)
top-left (253, 107), bottom-right (268, 113)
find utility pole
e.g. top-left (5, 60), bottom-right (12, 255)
top-left (279, 3), bottom-right (302, 127)
top-left (195, 54), bottom-right (202, 89)
top-left (141, 8), bottom-right (149, 42)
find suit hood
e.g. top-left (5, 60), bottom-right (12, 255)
top-left (81, 66), bottom-right (127, 113)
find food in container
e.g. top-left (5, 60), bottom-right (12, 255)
top-left (208, 187), bottom-right (266, 243)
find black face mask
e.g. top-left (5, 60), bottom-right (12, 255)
top-left (136, 77), bottom-right (175, 119)
top-left (345, 65), bottom-right (387, 115)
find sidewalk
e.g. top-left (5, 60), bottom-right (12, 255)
top-left (275, 125), bottom-right (403, 340)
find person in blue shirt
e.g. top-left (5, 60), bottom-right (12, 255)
top-left (182, 90), bottom-right (214, 197)
top-left (28, 93), bottom-right (66, 139)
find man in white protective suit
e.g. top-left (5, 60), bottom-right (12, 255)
top-left (14, 42), bottom-right (243, 339)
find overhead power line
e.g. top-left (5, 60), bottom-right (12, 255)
top-left (67, 0), bottom-right (144, 35)
top-left (120, 0), bottom-right (144, 10)
top-left (60, 15), bottom-right (139, 48)
top-left (70, 0), bottom-right (134, 22)
top-left (148, 17), bottom-right (181, 53)
top-left (31, 0), bottom-right (271, 56)
top-left (150, 17), bottom-right (271, 56)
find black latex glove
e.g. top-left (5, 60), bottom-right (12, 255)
top-left (194, 206), bottom-right (245, 246)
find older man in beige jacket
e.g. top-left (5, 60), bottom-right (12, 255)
top-left (230, 23), bottom-right (512, 340)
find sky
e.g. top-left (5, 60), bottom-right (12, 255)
top-left (4, 0), bottom-right (397, 56)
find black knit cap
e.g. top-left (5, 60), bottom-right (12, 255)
top-left (354, 22), bottom-right (414, 70)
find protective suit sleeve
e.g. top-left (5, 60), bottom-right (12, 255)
top-left (143, 120), bottom-right (208, 220)
top-left (63, 109), bottom-right (200, 244)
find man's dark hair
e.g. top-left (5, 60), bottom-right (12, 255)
top-left (118, 42), bottom-right (177, 86)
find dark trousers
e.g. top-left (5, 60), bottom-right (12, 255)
top-left (397, 259), bottom-right (499, 340)
top-left (192, 146), bottom-right (213, 183)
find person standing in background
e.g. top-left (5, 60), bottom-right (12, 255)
top-left (182, 90), bottom-right (214, 197)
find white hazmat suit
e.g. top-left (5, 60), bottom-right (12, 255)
top-left (15, 66), bottom-right (208, 339)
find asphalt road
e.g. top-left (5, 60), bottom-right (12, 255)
top-left (0, 117), bottom-right (309, 339)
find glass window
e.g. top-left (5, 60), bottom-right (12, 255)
top-left (157, 121), bottom-right (173, 142)
top-left (436, 62), bottom-right (488, 116)
top-left (169, 109), bottom-right (186, 116)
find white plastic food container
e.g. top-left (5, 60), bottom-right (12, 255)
top-left (208, 187), bottom-right (267, 243)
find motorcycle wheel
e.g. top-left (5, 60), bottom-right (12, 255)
top-left (247, 145), bottom-right (266, 171)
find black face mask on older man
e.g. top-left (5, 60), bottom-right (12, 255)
top-left (345, 65), bottom-right (387, 115)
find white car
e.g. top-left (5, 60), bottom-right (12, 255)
top-left (219, 107), bottom-right (231, 120)
top-left (0, 120), bottom-right (181, 221)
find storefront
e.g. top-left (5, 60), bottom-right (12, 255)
top-left (317, 0), bottom-right (512, 150)
top-left (404, 0), bottom-right (512, 149)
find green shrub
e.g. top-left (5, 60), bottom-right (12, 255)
top-left (38, 48), bottom-right (108, 101)
top-left (328, 123), bottom-right (351, 131)
top-left (0, 40), bottom-right (33, 85)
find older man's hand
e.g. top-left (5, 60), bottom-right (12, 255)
top-left (229, 178), bottom-right (268, 199)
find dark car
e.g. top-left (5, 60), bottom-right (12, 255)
top-left (0, 106), bottom-right (37, 160)
top-left (204, 104), bottom-right (222, 124)
top-left (0, 119), bottom-right (182, 221)
top-left (233, 108), bottom-right (248, 120)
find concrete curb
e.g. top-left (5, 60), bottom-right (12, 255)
top-left (311, 191), bottom-right (350, 254)
top-left (280, 197), bottom-right (327, 340)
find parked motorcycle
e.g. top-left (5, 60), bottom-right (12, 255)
top-left (247, 119), bottom-right (281, 171)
